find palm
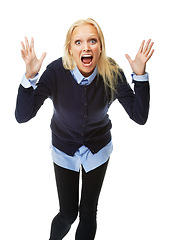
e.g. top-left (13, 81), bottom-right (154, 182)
top-left (125, 39), bottom-right (154, 75)
top-left (21, 37), bottom-right (46, 79)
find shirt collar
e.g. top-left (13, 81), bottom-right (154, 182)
top-left (71, 66), bottom-right (98, 85)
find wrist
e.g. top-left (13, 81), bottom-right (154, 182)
top-left (134, 68), bottom-right (146, 76)
top-left (25, 72), bottom-right (37, 80)
top-left (135, 72), bottom-right (146, 76)
top-left (131, 72), bottom-right (149, 82)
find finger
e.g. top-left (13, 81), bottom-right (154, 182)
top-left (21, 49), bottom-right (24, 59)
top-left (143, 39), bottom-right (151, 54)
top-left (21, 50), bottom-right (27, 62)
top-left (21, 41), bottom-right (26, 53)
top-left (24, 36), bottom-right (30, 53)
top-left (139, 40), bottom-right (145, 53)
top-left (125, 54), bottom-right (132, 65)
top-left (145, 41), bottom-right (154, 57)
top-left (39, 52), bottom-right (47, 64)
top-left (146, 49), bottom-right (155, 62)
top-left (30, 37), bottom-right (34, 53)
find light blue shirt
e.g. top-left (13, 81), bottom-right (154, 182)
top-left (21, 66), bottom-right (149, 172)
top-left (52, 66), bottom-right (113, 172)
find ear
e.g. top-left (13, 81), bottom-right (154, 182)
top-left (100, 49), bottom-right (102, 56)
top-left (100, 44), bottom-right (102, 54)
top-left (69, 46), bottom-right (72, 55)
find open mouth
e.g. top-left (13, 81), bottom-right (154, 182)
top-left (81, 55), bottom-right (93, 65)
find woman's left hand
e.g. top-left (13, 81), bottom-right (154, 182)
top-left (125, 39), bottom-right (154, 75)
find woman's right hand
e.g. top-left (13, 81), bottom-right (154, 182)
top-left (21, 37), bottom-right (47, 79)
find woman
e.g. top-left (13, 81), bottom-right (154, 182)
top-left (15, 18), bottom-right (154, 239)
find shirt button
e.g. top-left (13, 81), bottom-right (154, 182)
top-left (83, 115), bottom-right (86, 118)
top-left (82, 124), bottom-right (85, 128)
top-left (81, 133), bottom-right (84, 136)
top-left (84, 103), bottom-right (87, 106)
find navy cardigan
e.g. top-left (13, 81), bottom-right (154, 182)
top-left (15, 58), bottom-right (150, 156)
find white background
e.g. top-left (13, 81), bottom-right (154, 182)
top-left (0, 0), bottom-right (169, 239)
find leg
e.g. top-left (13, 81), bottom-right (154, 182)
top-left (75, 160), bottom-right (109, 240)
top-left (49, 164), bottom-right (80, 240)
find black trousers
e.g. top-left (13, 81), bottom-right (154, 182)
top-left (49, 160), bottom-right (109, 240)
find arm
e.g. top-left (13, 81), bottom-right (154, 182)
top-left (116, 72), bottom-right (150, 125)
top-left (15, 37), bottom-right (49, 123)
top-left (15, 73), bottom-right (51, 123)
top-left (116, 39), bottom-right (154, 125)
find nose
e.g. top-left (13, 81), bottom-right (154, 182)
top-left (83, 41), bottom-right (90, 51)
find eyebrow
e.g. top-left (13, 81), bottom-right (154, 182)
top-left (73, 34), bottom-right (99, 39)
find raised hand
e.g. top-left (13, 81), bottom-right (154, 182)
top-left (21, 37), bottom-right (47, 79)
top-left (125, 39), bottom-right (154, 75)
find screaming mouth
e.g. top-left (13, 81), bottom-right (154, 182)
top-left (81, 55), bottom-right (93, 65)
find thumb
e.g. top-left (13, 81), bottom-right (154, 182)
top-left (125, 54), bottom-right (132, 66)
top-left (40, 52), bottom-right (47, 64)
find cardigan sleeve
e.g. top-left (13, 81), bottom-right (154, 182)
top-left (15, 66), bottom-right (54, 123)
top-left (115, 71), bottom-right (150, 125)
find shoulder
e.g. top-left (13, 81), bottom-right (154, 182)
top-left (40, 57), bottom-right (69, 82)
top-left (47, 57), bottom-right (65, 72)
top-left (38, 58), bottom-right (67, 86)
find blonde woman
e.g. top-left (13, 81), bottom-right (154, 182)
top-left (15, 18), bottom-right (154, 239)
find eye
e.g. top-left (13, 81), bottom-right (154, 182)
top-left (75, 40), bottom-right (81, 45)
top-left (90, 39), bottom-right (97, 44)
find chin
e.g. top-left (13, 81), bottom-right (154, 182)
top-left (80, 67), bottom-right (95, 77)
top-left (79, 63), bottom-right (96, 77)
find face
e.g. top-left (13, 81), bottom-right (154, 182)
top-left (69, 24), bottom-right (101, 77)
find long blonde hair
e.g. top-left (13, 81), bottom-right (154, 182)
top-left (62, 18), bottom-right (122, 100)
